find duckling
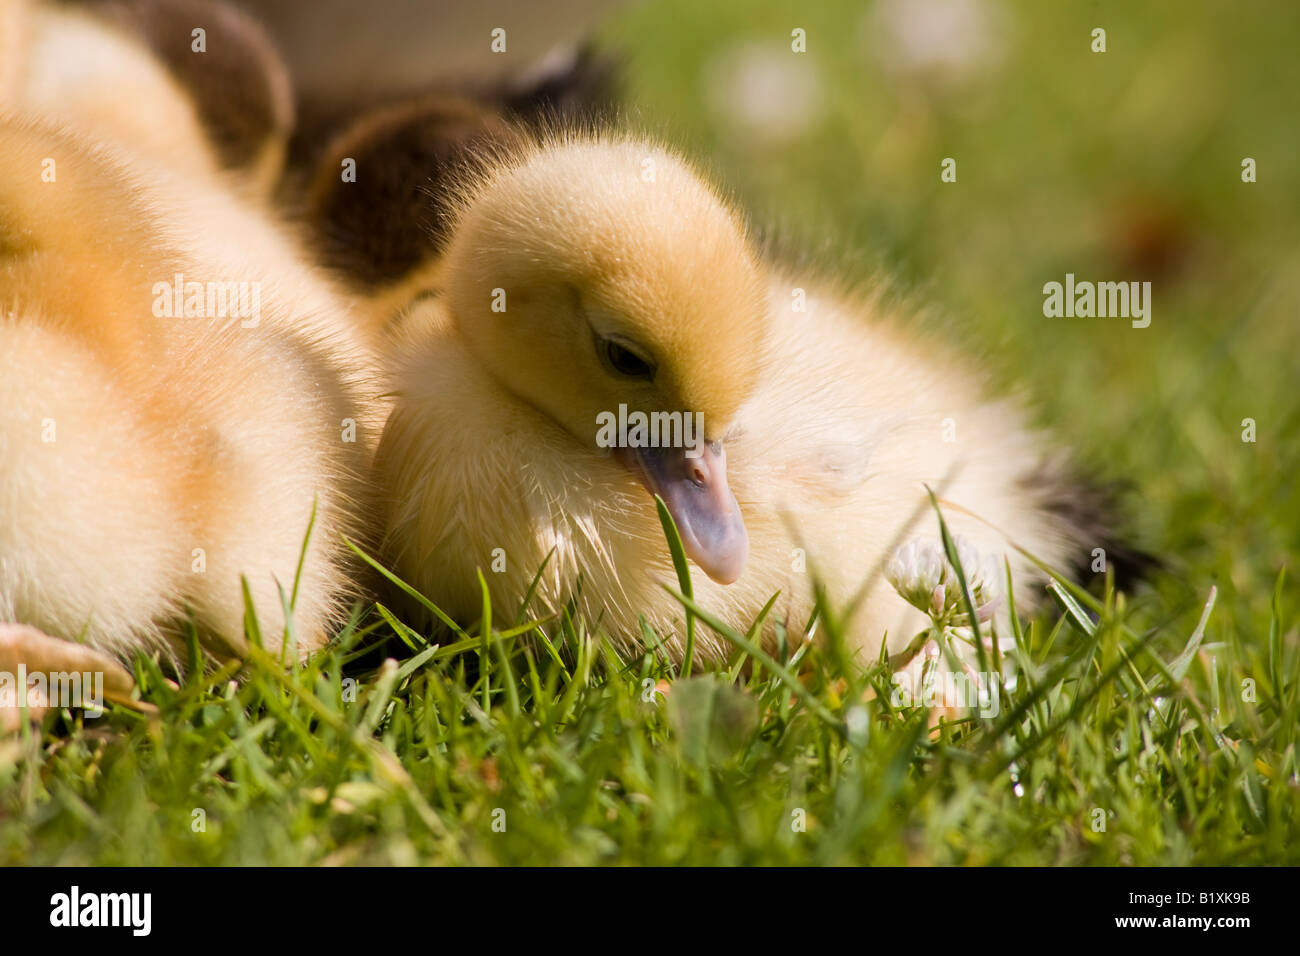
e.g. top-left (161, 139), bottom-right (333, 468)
top-left (0, 113), bottom-right (375, 664)
top-left (373, 135), bottom-right (1125, 665)
top-left (7, 0), bottom-right (294, 198)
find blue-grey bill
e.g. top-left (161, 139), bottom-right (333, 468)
top-left (625, 441), bottom-right (748, 585)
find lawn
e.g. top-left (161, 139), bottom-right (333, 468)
top-left (2, 0), bottom-right (1297, 865)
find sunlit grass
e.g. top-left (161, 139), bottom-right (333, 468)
top-left (2, 498), bottom-right (1296, 864)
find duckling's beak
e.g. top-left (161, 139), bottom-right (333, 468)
top-left (620, 441), bottom-right (748, 585)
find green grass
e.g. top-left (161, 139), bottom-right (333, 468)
top-left (2, 531), bottom-right (1296, 864)
top-left (3, 0), bottom-right (1299, 864)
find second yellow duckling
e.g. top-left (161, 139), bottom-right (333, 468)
top-left (374, 135), bottom-right (1119, 664)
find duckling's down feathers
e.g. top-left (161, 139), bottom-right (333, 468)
top-left (374, 135), bottom-right (1128, 663)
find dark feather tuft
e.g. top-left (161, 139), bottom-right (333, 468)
top-left (1019, 457), bottom-right (1158, 589)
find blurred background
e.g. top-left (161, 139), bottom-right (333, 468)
top-left (241, 0), bottom-right (1299, 635)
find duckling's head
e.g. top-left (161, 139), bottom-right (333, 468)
top-left (440, 137), bottom-right (768, 584)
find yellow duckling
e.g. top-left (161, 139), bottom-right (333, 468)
top-left (0, 0), bottom-right (383, 684)
top-left (374, 135), bottom-right (1115, 665)
top-left (0, 112), bottom-right (374, 665)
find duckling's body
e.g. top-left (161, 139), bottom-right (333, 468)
top-left (374, 136), bottom-right (1104, 663)
top-left (0, 0), bottom-right (382, 666)
top-left (0, 113), bottom-right (373, 661)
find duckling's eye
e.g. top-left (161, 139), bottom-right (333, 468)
top-left (600, 338), bottom-right (656, 380)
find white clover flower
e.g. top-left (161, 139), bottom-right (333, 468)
top-left (885, 535), bottom-right (1003, 626)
